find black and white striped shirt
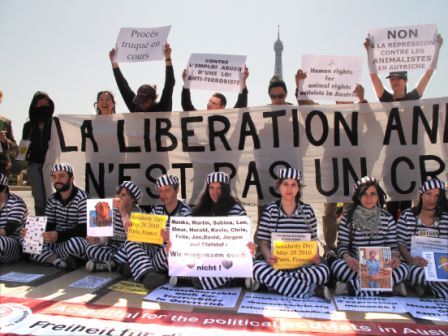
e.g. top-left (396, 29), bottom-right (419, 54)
top-left (150, 201), bottom-right (192, 231)
top-left (337, 208), bottom-right (397, 259)
top-left (45, 186), bottom-right (88, 242)
top-left (257, 200), bottom-right (318, 242)
top-left (0, 192), bottom-right (28, 239)
top-left (397, 208), bottom-right (448, 251)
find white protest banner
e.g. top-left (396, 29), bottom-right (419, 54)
top-left (403, 297), bottom-right (448, 322)
top-left (298, 55), bottom-right (362, 102)
top-left (115, 26), bottom-right (171, 62)
top-left (22, 216), bottom-right (46, 255)
top-left (368, 24), bottom-right (438, 72)
top-left (238, 292), bottom-right (336, 320)
top-left (168, 216), bottom-right (252, 277)
top-left (410, 236), bottom-right (448, 257)
top-left (86, 199), bottom-right (114, 237)
top-left (185, 53), bottom-right (246, 92)
top-left (422, 251), bottom-right (448, 282)
top-left (334, 296), bottom-right (407, 313)
top-left (145, 284), bottom-right (241, 308)
top-left (43, 98), bottom-right (447, 210)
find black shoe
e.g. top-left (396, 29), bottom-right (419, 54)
top-left (315, 285), bottom-right (332, 303)
top-left (117, 263), bottom-right (132, 277)
top-left (191, 277), bottom-right (203, 289)
top-left (169, 276), bottom-right (194, 287)
top-left (65, 257), bottom-right (78, 271)
top-left (142, 271), bottom-right (168, 290)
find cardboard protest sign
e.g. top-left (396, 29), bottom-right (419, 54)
top-left (22, 216), bottom-right (47, 255)
top-left (169, 216), bottom-right (253, 277)
top-left (298, 55), bottom-right (362, 102)
top-left (127, 213), bottom-right (167, 245)
top-left (270, 232), bottom-right (316, 269)
top-left (358, 247), bottom-right (392, 292)
top-left (87, 199), bottom-right (114, 237)
top-left (368, 24), bottom-right (438, 72)
top-left (185, 53), bottom-right (246, 92)
top-left (115, 26), bottom-right (171, 62)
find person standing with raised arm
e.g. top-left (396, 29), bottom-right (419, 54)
top-left (109, 44), bottom-right (175, 112)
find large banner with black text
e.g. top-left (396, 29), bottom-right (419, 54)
top-left (44, 98), bottom-right (447, 206)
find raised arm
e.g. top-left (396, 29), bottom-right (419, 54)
top-left (415, 34), bottom-right (443, 97)
top-left (109, 48), bottom-right (135, 112)
top-left (364, 38), bottom-right (385, 98)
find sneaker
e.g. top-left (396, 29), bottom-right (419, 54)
top-left (315, 285), bottom-right (332, 303)
top-left (86, 260), bottom-right (112, 273)
top-left (53, 258), bottom-right (67, 269)
top-left (191, 277), bottom-right (203, 290)
top-left (392, 282), bottom-right (407, 297)
top-left (117, 263), bottom-right (132, 277)
top-left (334, 281), bottom-right (349, 296)
top-left (142, 271), bottom-right (168, 290)
top-left (245, 278), bottom-right (260, 292)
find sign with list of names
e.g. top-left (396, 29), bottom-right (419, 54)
top-left (168, 216), bottom-right (253, 277)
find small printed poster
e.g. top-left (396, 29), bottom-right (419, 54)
top-left (185, 53), bottom-right (246, 93)
top-left (22, 216), bottom-right (47, 254)
top-left (422, 251), bottom-right (448, 282)
top-left (108, 280), bottom-right (148, 295)
top-left (69, 275), bottom-right (112, 289)
top-left (127, 213), bottom-right (167, 245)
top-left (411, 236), bottom-right (448, 257)
top-left (271, 232), bottom-right (316, 270)
top-left (0, 271), bottom-right (44, 283)
top-left (16, 139), bottom-right (30, 161)
top-left (87, 199), bottom-right (114, 237)
top-left (358, 246), bottom-right (392, 292)
top-left (169, 216), bottom-right (253, 277)
top-left (115, 26), bottom-right (171, 63)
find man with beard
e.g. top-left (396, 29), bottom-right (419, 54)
top-left (27, 163), bottom-right (88, 270)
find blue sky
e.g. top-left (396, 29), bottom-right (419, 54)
top-left (1, 0), bottom-right (447, 138)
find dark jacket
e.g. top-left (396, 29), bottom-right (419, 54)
top-left (22, 91), bottom-right (54, 164)
top-left (0, 116), bottom-right (18, 174)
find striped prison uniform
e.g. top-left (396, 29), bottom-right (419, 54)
top-left (253, 200), bottom-right (330, 298)
top-left (125, 201), bottom-right (191, 281)
top-left (397, 209), bottom-right (448, 299)
top-left (331, 208), bottom-right (409, 296)
top-left (0, 192), bottom-right (28, 264)
top-left (30, 187), bottom-right (88, 265)
top-left (86, 206), bottom-right (143, 264)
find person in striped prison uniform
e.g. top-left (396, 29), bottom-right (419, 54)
top-left (85, 181), bottom-right (144, 273)
top-left (332, 176), bottom-right (409, 297)
top-left (249, 168), bottom-right (331, 302)
top-left (28, 163), bottom-right (88, 270)
top-left (398, 177), bottom-right (448, 299)
top-left (168, 171), bottom-right (253, 290)
top-left (0, 173), bottom-right (28, 264)
top-left (123, 175), bottom-right (191, 290)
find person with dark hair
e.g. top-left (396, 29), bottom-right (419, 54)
top-left (0, 173), bottom-right (28, 264)
top-left (268, 76), bottom-right (292, 105)
top-left (332, 176), bottom-right (409, 296)
top-left (181, 67), bottom-right (249, 111)
top-left (24, 163), bottom-right (88, 270)
top-left (109, 44), bottom-right (175, 112)
top-left (248, 168), bottom-right (331, 302)
top-left (0, 90), bottom-right (18, 175)
top-left (170, 171), bottom-right (252, 290)
top-left (397, 178), bottom-right (448, 298)
top-left (85, 181), bottom-right (143, 273)
top-left (21, 91), bottom-right (54, 216)
top-left (123, 175), bottom-right (191, 290)
top-left (364, 34), bottom-right (443, 220)
top-left (94, 91), bottom-right (116, 115)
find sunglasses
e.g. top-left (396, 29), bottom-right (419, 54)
top-left (270, 94), bottom-right (285, 99)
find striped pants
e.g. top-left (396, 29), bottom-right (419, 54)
top-left (253, 259), bottom-right (330, 298)
top-left (331, 258), bottom-right (409, 296)
top-left (123, 241), bottom-right (162, 281)
top-left (86, 241), bottom-right (121, 263)
top-left (0, 236), bottom-right (21, 264)
top-left (408, 264), bottom-right (448, 299)
top-left (153, 248), bottom-right (232, 290)
top-left (30, 237), bottom-right (88, 264)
